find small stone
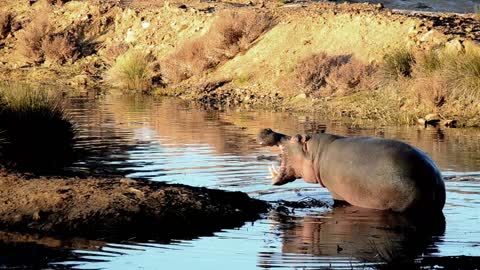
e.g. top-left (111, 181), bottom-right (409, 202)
top-left (441, 120), bottom-right (457, 128)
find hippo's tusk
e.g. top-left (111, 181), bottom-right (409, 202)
top-left (269, 164), bottom-right (278, 179)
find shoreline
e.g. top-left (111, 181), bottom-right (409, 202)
top-left (0, 170), bottom-right (269, 240)
top-left (0, 0), bottom-right (479, 127)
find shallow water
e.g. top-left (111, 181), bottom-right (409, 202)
top-left (2, 93), bottom-right (480, 269)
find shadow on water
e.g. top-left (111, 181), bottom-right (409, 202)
top-left (260, 206), bottom-right (447, 269)
top-left (0, 230), bottom-right (109, 270)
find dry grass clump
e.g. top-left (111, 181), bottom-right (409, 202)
top-left (16, 8), bottom-right (83, 64)
top-left (382, 48), bottom-right (415, 79)
top-left (0, 83), bottom-right (75, 173)
top-left (292, 53), bottom-right (377, 97)
top-left (16, 16), bottom-right (51, 63)
top-left (0, 11), bottom-right (13, 40)
top-left (163, 10), bottom-right (274, 83)
top-left (441, 49), bottom-right (480, 101)
top-left (106, 49), bottom-right (154, 92)
top-left (41, 34), bottom-right (78, 64)
top-left (410, 47), bottom-right (480, 108)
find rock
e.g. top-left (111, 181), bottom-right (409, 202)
top-left (418, 114), bottom-right (441, 127)
top-left (445, 39), bottom-right (464, 53)
top-left (69, 75), bottom-right (91, 87)
top-left (417, 118), bottom-right (426, 126)
top-left (441, 119), bottom-right (457, 128)
top-left (424, 113), bottom-right (440, 122)
top-left (294, 93), bottom-right (307, 100)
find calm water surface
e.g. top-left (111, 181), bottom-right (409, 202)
top-left (1, 93), bottom-right (480, 269)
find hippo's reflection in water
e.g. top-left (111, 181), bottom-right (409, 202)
top-left (260, 206), bottom-right (445, 268)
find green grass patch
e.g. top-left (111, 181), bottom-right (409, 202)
top-left (106, 49), bottom-right (154, 92)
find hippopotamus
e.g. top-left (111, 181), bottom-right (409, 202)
top-left (257, 128), bottom-right (446, 213)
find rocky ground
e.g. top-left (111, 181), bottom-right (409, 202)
top-left (0, 170), bottom-right (268, 240)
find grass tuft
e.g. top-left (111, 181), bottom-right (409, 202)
top-left (41, 34), bottom-right (78, 64)
top-left (441, 48), bottom-right (480, 101)
top-left (0, 84), bottom-right (75, 173)
top-left (382, 49), bottom-right (415, 79)
top-left (106, 49), bottom-right (154, 92)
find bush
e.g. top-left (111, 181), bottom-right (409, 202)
top-left (163, 10), bottom-right (274, 83)
top-left (0, 11), bottom-right (12, 40)
top-left (411, 73), bottom-right (447, 109)
top-left (16, 16), bottom-right (51, 63)
top-left (106, 49), bottom-right (154, 92)
top-left (41, 34), bottom-right (77, 64)
top-left (442, 49), bottom-right (480, 101)
top-left (0, 84), bottom-right (75, 173)
top-left (292, 53), bottom-right (377, 97)
top-left (382, 49), bottom-right (415, 79)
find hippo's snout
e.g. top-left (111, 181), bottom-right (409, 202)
top-left (257, 128), bottom-right (290, 147)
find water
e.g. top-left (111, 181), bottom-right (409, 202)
top-left (1, 93), bottom-right (480, 269)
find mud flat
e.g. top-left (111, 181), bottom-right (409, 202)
top-left (0, 170), bottom-right (268, 240)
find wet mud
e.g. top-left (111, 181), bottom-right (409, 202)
top-left (0, 170), bottom-right (269, 240)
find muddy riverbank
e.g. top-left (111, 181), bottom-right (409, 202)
top-left (0, 170), bottom-right (268, 240)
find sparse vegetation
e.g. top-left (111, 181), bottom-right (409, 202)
top-left (163, 10), bottom-right (274, 83)
top-left (103, 41), bottom-right (130, 62)
top-left (0, 11), bottom-right (13, 40)
top-left (106, 49), bottom-right (154, 92)
top-left (0, 83), bottom-right (75, 173)
top-left (382, 48), bottom-right (416, 79)
top-left (41, 34), bottom-right (77, 64)
top-left (16, 15), bottom-right (51, 63)
top-left (16, 10), bottom-right (80, 65)
top-left (291, 53), bottom-right (377, 97)
top-left (441, 48), bottom-right (480, 101)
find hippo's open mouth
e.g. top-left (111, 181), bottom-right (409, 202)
top-left (257, 128), bottom-right (297, 185)
top-left (268, 145), bottom-right (286, 180)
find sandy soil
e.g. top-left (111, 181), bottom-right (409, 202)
top-left (0, 170), bottom-right (268, 240)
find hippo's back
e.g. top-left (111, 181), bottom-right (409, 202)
top-left (319, 136), bottom-right (445, 212)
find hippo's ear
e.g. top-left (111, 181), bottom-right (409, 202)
top-left (301, 135), bottom-right (310, 153)
top-left (291, 134), bottom-right (302, 142)
top-left (301, 135), bottom-right (311, 143)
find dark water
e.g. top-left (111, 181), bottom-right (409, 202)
top-left (2, 93), bottom-right (480, 269)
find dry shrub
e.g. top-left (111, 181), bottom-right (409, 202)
top-left (0, 11), bottom-right (12, 40)
top-left (325, 58), bottom-right (378, 96)
top-left (163, 10), bottom-right (274, 83)
top-left (411, 73), bottom-right (447, 109)
top-left (104, 41), bottom-right (130, 62)
top-left (41, 34), bottom-right (77, 64)
top-left (292, 53), bottom-right (377, 97)
top-left (16, 16), bottom-right (51, 63)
